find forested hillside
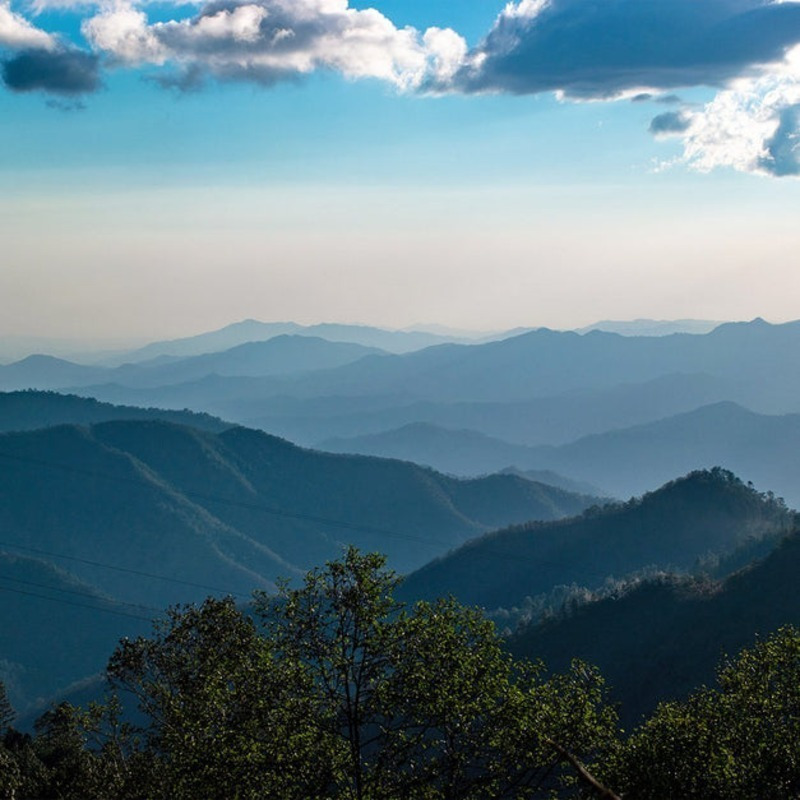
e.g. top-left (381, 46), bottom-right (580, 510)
top-left (510, 526), bottom-right (800, 726)
top-left (401, 469), bottom-right (794, 610)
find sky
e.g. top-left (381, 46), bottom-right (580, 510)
top-left (3, 0), bottom-right (800, 342)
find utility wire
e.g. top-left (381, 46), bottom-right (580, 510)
top-left (0, 538), bottom-right (251, 597)
top-left (0, 571), bottom-right (162, 615)
top-left (0, 583), bottom-right (154, 622)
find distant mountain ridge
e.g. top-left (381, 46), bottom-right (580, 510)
top-left (576, 318), bottom-right (722, 336)
top-left (0, 336), bottom-right (387, 392)
top-left (317, 422), bottom-right (538, 476)
top-left (275, 317), bottom-right (800, 403)
top-left (317, 423), bottom-right (602, 490)
top-left (512, 401), bottom-right (800, 506)
top-left (62, 318), bottom-right (800, 418)
top-left (236, 372), bottom-right (739, 447)
top-left (315, 402), bottom-right (800, 506)
top-left (108, 320), bottom-right (485, 363)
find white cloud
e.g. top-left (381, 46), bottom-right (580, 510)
top-left (83, 6), bottom-right (166, 64)
top-left (83, 0), bottom-right (466, 90)
top-left (665, 52), bottom-right (800, 176)
top-left (0, 0), bottom-right (55, 50)
top-left (422, 27), bottom-right (468, 84)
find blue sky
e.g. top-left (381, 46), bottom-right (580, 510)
top-left (2, 0), bottom-right (800, 341)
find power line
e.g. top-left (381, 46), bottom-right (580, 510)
top-left (0, 539), bottom-right (251, 598)
top-left (0, 583), bottom-right (154, 622)
top-left (0, 571), bottom-right (162, 615)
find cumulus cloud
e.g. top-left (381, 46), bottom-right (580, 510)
top-left (0, 0), bottom-right (55, 50)
top-left (83, 0), bottom-right (466, 90)
top-left (442, 0), bottom-right (800, 99)
top-left (2, 46), bottom-right (100, 93)
top-left (668, 61), bottom-right (800, 176)
top-left (0, 0), bottom-right (100, 96)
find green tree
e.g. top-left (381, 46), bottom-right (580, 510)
top-left (107, 595), bottom-right (334, 799)
top-left (606, 625), bottom-right (800, 799)
top-left (101, 548), bottom-right (618, 799)
top-left (256, 546), bottom-right (619, 799)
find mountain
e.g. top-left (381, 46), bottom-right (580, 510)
top-left (67, 320), bottom-right (800, 430)
top-left (317, 423), bottom-right (603, 492)
top-left (509, 525), bottom-right (800, 726)
top-left (221, 317), bottom-right (800, 404)
top-left (0, 420), bottom-right (596, 605)
top-left (0, 390), bottom-right (230, 434)
top-left (0, 423), bottom-right (290, 609)
top-left (0, 335), bottom-right (144, 365)
top-left (0, 336), bottom-right (386, 392)
top-left (514, 402), bottom-right (800, 506)
top-left (110, 320), bottom-right (479, 364)
top-left (318, 422), bottom-right (540, 476)
top-left (0, 356), bottom-right (107, 392)
top-left (400, 469), bottom-right (794, 611)
top-left (498, 468), bottom-right (602, 497)
top-left (243, 372), bottom-right (737, 448)
top-left (112, 336), bottom-right (386, 388)
top-left (576, 319), bottom-right (722, 336)
top-left (320, 417), bottom-right (603, 493)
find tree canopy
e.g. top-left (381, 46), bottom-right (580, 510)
top-left (4, 550), bottom-right (800, 799)
top-left (101, 548), bottom-right (618, 799)
top-left (605, 625), bottom-right (800, 799)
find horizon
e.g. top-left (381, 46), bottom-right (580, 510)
top-left (0, 313), bottom-right (790, 364)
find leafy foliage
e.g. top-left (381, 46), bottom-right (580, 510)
top-left (606, 626), bottom-right (800, 799)
top-left (107, 548), bottom-right (619, 799)
top-left (253, 551), bottom-right (614, 798)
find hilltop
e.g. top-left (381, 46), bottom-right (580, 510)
top-left (400, 469), bottom-right (794, 611)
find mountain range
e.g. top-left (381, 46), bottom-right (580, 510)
top-left (0, 336), bottom-right (388, 392)
top-left (5, 321), bottom-right (800, 471)
top-left (0, 420), bottom-right (595, 603)
top-left (34, 319), bottom-right (798, 460)
top-left (0, 318), bottom-right (724, 365)
top-left (318, 402), bottom-right (800, 506)
top-left (104, 320), bottom-right (487, 364)
top-left (5, 317), bottom-right (800, 733)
